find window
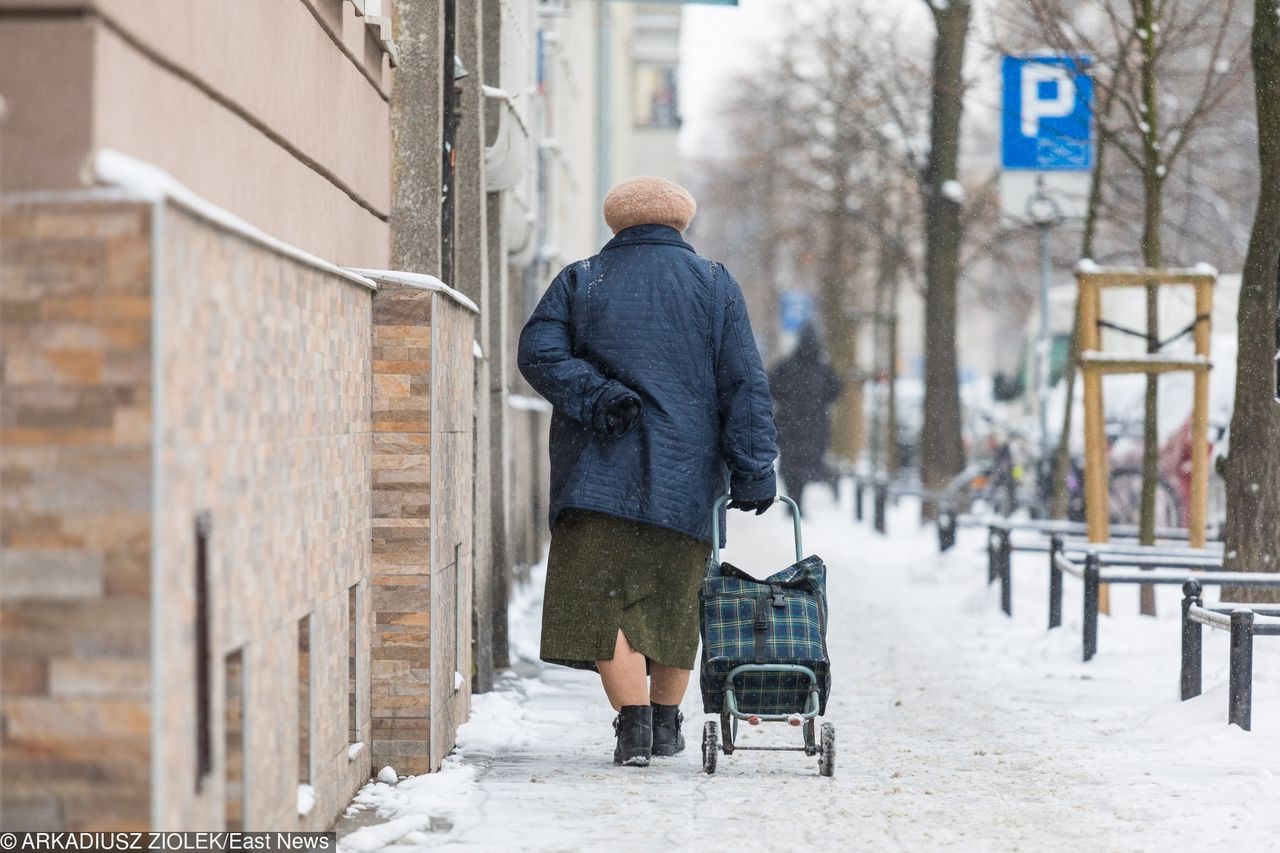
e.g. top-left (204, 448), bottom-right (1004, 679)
top-left (195, 513), bottom-right (212, 791)
top-left (297, 615), bottom-right (312, 787)
top-left (348, 584), bottom-right (361, 746)
top-left (632, 64), bottom-right (680, 130)
top-left (455, 544), bottom-right (466, 691)
top-left (224, 649), bottom-right (245, 830)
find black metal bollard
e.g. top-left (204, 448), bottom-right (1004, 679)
top-left (1000, 535), bottom-right (1013, 617)
top-left (938, 509), bottom-right (956, 552)
top-left (873, 482), bottom-right (887, 534)
top-left (1180, 579), bottom-right (1203, 701)
top-left (1082, 552), bottom-right (1100, 662)
top-left (1048, 535), bottom-right (1063, 630)
top-left (1228, 609), bottom-right (1255, 731)
top-left (854, 478), bottom-right (864, 522)
top-left (988, 526), bottom-right (1008, 586)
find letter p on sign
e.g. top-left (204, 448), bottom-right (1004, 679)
top-left (1001, 55), bottom-right (1093, 172)
top-left (1021, 64), bottom-right (1075, 137)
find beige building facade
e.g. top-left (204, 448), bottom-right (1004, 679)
top-left (0, 0), bottom-right (482, 832)
top-left (1, 0), bottom-right (668, 833)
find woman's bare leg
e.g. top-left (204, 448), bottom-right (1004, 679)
top-left (596, 629), bottom-right (648, 711)
top-left (648, 662), bottom-right (690, 706)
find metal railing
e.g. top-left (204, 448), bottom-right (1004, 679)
top-left (982, 521), bottom-right (1220, 619)
top-left (853, 473), bottom-right (929, 535)
top-left (1180, 578), bottom-right (1280, 730)
top-left (1050, 547), bottom-right (1280, 662)
top-left (937, 511), bottom-right (1216, 553)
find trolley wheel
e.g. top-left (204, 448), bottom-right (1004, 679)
top-left (818, 722), bottom-right (835, 777)
top-left (702, 721), bottom-right (718, 774)
top-left (720, 713), bottom-right (735, 754)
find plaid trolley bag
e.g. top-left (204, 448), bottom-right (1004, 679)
top-left (698, 494), bottom-right (835, 776)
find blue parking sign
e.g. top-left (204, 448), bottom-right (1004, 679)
top-left (780, 292), bottom-right (815, 334)
top-left (1002, 56), bottom-right (1093, 171)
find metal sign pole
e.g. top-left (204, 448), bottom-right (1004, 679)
top-left (1027, 177), bottom-right (1063, 465)
top-left (1037, 220), bottom-right (1053, 461)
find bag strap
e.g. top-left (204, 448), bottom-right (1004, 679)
top-left (753, 595), bottom-right (769, 663)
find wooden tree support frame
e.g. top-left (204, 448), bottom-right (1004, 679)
top-left (1076, 267), bottom-right (1216, 611)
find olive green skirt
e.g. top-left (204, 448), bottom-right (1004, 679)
top-left (541, 510), bottom-right (709, 672)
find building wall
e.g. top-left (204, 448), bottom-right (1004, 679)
top-left (149, 203), bottom-right (374, 830)
top-left (426, 293), bottom-right (475, 770)
top-left (0, 0), bottom-right (393, 267)
top-left (1, 198), bottom-right (155, 831)
top-left (367, 277), bottom-right (476, 775)
top-left (369, 282), bottom-right (435, 775)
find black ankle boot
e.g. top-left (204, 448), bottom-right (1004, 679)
top-left (651, 703), bottom-right (685, 757)
top-left (612, 705), bottom-right (652, 766)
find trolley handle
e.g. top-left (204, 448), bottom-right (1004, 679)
top-left (710, 494), bottom-right (804, 566)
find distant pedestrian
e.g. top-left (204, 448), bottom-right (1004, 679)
top-left (518, 176), bottom-right (778, 768)
top-left (768, 324), bottom-right (843, 516)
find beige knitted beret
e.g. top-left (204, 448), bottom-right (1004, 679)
top-left (603, 176), bottom-right (698, 234)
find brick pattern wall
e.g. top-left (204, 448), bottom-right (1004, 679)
top-left (150, 204), bottom-right (373, 830)
top-left (370, 282), bottom-right (434, 775)
top-left (1, 199), bottom-right (155, 831)
top-left (369, 281), bottom-right (475, 774)
top-left (427, 297), bottom-right (475, 771)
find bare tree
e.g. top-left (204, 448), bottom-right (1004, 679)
top-left (1222, 4), bottom-right (1280, 598)
top-left (919, 0), bottom-right (973, 515)
top-left (998, 0), bottom-right (1248, 565)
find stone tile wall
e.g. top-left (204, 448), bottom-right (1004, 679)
top-left (370, 282), bottom-right (434, 775)
top-left (369, 280), bottom-right (475, 774)
top-left (2, 197), bottom-right (480, 829)
top-left (150, 204), bottom-right (373, 831)
top-left (0, 199), bottom-right (155, 830)
top-left (427, 297), bottom-right (475, 771)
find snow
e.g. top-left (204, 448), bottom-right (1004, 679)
top-left (348, 742), bottom-right (365, 760)
top-left (454, 670), bottom-right (465, 691)
top-left (376, 766), bottom-right (399, 785)
top-left (92, 150), bottom-right (377, 292)
top-left (338, 491), bottom-right (1279, 850)
top-left (297, 784), bottom-right (316, 817)
top-left (350, 269), bottom-right (479, 314)
top-left (506, 393), bottom-right (553, 413)
top-left (940, 179), bottom-right (966, 204)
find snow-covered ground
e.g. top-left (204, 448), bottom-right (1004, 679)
top-left (337, 488), bottom-right (1280, 851)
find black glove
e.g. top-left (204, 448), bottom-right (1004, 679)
top-left (727, 498), bottom-right (773, 515)
top-left (600, 395), bottom-right (641, 438)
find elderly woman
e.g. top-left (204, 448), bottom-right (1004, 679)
top-left (518, 176), bottom-right (779, 767)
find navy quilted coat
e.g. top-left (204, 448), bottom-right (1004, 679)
top-left (518, 224), bottom-right (778, 545)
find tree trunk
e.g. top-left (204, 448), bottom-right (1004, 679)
top-left (920, 0), bottom-right (971, 518)
top-left (1136, 0), bottom-right (1164, 615)
top-left (1222, 5), bottom-right (1280, 601)
top-left (822, 172), bottom-right (856, 466)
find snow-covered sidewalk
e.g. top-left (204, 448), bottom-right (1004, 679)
top-left (337, 490), bottom-right (1279, 851)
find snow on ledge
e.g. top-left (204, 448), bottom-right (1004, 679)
top-left (1079, 351), bottom-right (1211, 365)
top-left (1073, 259), bottom-right (1220, 279)
top-left (90, 149), bottom-right (377, 292)
top-left (507, 394), bottom-right (552, 413)
top-left (349, 268), bottom-right (480, 315)
top-left (297, 783), bottom-right (316, 816)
